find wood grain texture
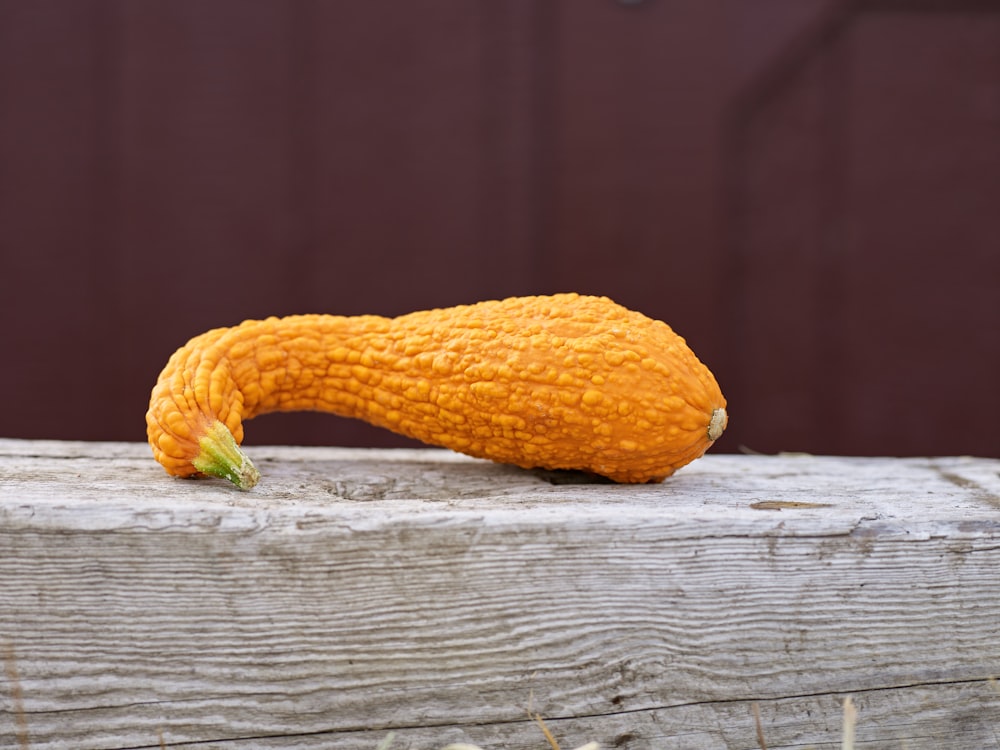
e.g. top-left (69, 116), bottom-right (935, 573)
top-left (1, 439), bottom-right (999, 749)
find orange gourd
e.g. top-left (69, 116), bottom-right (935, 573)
top-left (146, 294), bottom-right (727, 489)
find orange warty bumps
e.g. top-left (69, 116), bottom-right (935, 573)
top-left (146, 294), bottom-right (727, 488)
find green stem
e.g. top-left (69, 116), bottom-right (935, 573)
top-left (191, 420), bottom-right (260, 490)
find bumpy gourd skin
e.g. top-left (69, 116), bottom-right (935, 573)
top-left (146, 294), bottom-right (727, 487)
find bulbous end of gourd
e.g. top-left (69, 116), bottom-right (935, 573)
top-left (191, 420), bottom-right (260, 490)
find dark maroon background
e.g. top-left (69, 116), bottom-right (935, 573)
top-left (1, 0), bottom-right (997, 457)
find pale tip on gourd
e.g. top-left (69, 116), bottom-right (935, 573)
top-left (708, 407), bottom-right (728, 442)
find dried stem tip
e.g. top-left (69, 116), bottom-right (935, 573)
top-left (708, 407), bottom-right (728, 442)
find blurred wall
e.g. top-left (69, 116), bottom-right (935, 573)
top-left (0, 0), bottom-right (997, 457)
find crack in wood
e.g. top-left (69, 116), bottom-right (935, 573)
top-left (933, 465), bottom-right (1000, 509)
top-left (97, 676), bottom-right (1000, 750)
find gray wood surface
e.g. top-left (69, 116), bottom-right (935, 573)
top-left (1, 439), bottom-right (999, 749)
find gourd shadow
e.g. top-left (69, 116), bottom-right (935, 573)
top-left (529, 468), bottom-right (618, 486)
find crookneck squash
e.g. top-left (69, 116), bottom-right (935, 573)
top-left (146, 294), bottom-right (727, 489)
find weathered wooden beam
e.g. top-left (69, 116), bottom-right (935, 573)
top-left (1, 438), bottom-right (998, 749)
